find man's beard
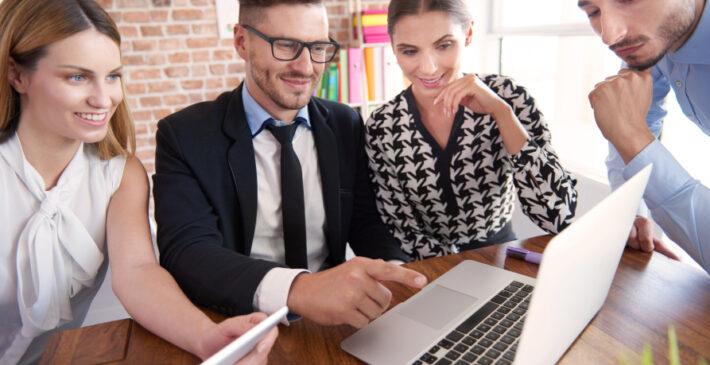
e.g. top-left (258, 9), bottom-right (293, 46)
top-left (610, 3), bottom-right (696, 70)
top-left (249, 63), bottom-right (318, 111)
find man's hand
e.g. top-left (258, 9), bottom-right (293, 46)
top-left (588, 68), bottom-right (656, 164)
top-left (196, 312), bottom-right (278, 364)
top-left (286, 257), bottom-right (428, 328)
top-left (627, 216), bottom-right (680, 261)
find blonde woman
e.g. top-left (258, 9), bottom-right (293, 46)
top-left (0, 0), bottom-right (276, 363)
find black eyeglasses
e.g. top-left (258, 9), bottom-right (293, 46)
top-left (242, 25), bottom-right (340, 63)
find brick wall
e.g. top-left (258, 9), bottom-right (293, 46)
top-left (100, 0), bottom-right (389, 175)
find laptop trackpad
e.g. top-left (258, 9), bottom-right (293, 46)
top-left (398, 285), bottom-right (477, 330)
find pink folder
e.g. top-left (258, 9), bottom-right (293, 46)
top-left (348, 48), bottom-right (362, 104)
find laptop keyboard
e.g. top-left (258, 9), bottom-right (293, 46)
top-left (412, 280), bottom-right (534, 365)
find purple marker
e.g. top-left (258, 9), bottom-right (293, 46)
top-left (506, 247), bottom-right (542, 264)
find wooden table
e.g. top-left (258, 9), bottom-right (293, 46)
top-left (41, 236), bottom-right (710, 364)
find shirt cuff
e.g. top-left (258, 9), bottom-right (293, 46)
top-left (622, 139), bottom-right (693, 210)
top-left (253, 267), bottom-right (309, 325)
top-left (388, 259), bottom-right (406, 265)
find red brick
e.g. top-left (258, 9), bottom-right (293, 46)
top-left (209, 64), bottom-right (226, 75)
top-left (213, 50), bottom-right (234, 61)
top-left (108, 11), bottom-right (121, 23)
top-left (140, 96), bottom-right (162, 107)
top-left (202, 9), bottom-right (217, 21)
top-left (189, 93), bottom-right (204, 103)
top-left (151, 10), bottom-right (169, 22)
top-left (166, 24), bottom-right (190, 35)
top-left (190, 0), bottom-right (210, 5)
top-left (125, 82), bottom-right (147, 95)
top-left (227, 62), bottom-right (245, 74)
top-left (132, 39), bottom-right (156, 51)
top-left (219, 39), bottom-right (234, 48)
top-left (128, 98), bottom-right (139, 109)
top-left (136, 136), bottom-right (153, 149)
top-left (132, 110), bottom-right (152, 122)
top-left (96, 0), bottom-right (114, 8)
top-left (136, 148), bottom-right (154, 161)
top-left (173, 9), bottom-right (202, 21)
top-left (335, 30), bottom-right (348, 42)
top-left (121, 42), bottom-right (131, 53)
top-left (192, 23), bottom-right (217, 35)
top-left (205, 91), bottom-right (222, 100)
top-left (118, 0), bottom-right (149, 7)
top-left (206, 78), bottom-right (223, 89)
top-left (148, 81), bottom-right (178, 93)
top-left (159, 38), bottom-right (181, 51)
top-left (147, 54), bottom-right (166, 65)
top-left (187, 37), bottom-right (218, 49)
top-left (326, 4), bottom-right (345, 14)
top-left (153, 109), bottom-right (172, 120)
top-left (191, 65), bottom-right (207, 77)
top-left (165, 66), bottom-right (190, 78)
top-left (143, 163), bottom-right (155, 176)
top-left (118, 26), bottom-right (139, 38)
top-left (164, 94), bottom-right (188, 106)
top-left (336, 18), bottom-right (349, 29)
top-left (171, 0), bottom-right (189, 6)
top-left (168, 52), bottom-right (190, 63)
top-left (123, 11), bottom-right (150, 22)
top-left (134, 122), bottom-right (149, 135)
top-left (181, 80), bottom-right (204, 90)
top-left (226, 76), bottom-right (242, 86)
top-left (123, 55), bottom-right (144, 66)
top-left (191, 50), bottom-right (210, 63)
top-left (131, 68), bottom-right (162, 80)
top-left (140, 25), bottom-right (163, 37)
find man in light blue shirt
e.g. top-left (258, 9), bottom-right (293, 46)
top-left (578, 0), bottom-right (709, 272)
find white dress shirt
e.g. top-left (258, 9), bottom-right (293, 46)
top-left (241, 85), bottom-right (328, 318)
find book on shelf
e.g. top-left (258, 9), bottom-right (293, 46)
top-left (363, 47), bottom-right (376, 101)
top-left (353, 13), bottom-right (387, 27)
top-left (347, 47), bottom-right (362, 104)
top-left (313, 62), bottom-right (339, 102)
top-left (363, 34), bottom-right (390, 44)
top-left (327, 63), bottom-right (338, 101)
top-left (361, 8), bottom-right (387, 15)
top-left (338, 49), bottom-right (349, 103)
top-left (361, 25), bottom-right (387, 36)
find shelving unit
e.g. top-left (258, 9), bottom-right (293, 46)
top-left (346, 0), bottom-right (389, 120)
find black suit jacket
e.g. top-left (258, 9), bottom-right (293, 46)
top-left (153, 84), bottom-right (409, 316)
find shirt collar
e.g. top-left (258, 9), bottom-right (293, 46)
top-left (668, 1), bottom-right (710, 64)
top-left (242, 82), bottom-right (311, 137)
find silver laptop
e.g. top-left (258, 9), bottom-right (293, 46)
top-left (341, 164), bottom-right (652, 365)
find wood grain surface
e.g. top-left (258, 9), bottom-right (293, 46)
top-left (40, 236), bottom-right (710, 364)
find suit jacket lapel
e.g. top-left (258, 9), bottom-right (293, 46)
top-left (223, 84), bottom-right (258, 254)
top-left (309, 100), bottom-right (344, 260)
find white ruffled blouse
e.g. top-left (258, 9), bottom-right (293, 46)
top-left (0, 134), bottom-right (125, 364)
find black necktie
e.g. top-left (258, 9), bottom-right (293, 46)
top-left (266, 120), bottom-right (308, 269)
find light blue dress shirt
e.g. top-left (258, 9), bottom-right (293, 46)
top-left (606, 2), bottom-right (710, 272)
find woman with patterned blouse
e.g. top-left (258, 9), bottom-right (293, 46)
top-left (365, 0), bottom-right (578, 260)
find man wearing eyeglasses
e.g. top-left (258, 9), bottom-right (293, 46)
top-left (152, 0), bottom-right (428, 329)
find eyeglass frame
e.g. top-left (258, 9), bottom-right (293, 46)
top-left (241, 24), bottom-right (340, 64)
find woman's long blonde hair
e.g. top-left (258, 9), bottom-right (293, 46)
top-left (0, 0), bottom-right (135, 158)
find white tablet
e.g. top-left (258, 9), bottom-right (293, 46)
top-left (201, 306), bottom-right (288, 365)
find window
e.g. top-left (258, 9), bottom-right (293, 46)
top-left (482, 0), bottom-right (710, 187)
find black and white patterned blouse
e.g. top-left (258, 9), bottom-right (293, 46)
top-left (365, 74), bottom-right (578, 260)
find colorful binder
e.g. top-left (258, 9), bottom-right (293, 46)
top-left (347, 48), bottom-right (362, 104)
